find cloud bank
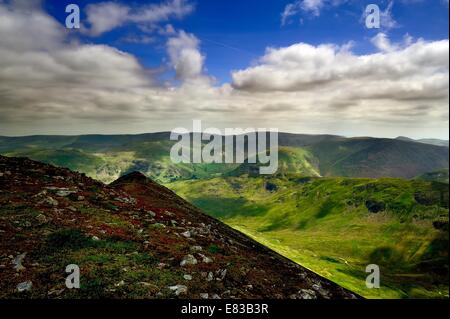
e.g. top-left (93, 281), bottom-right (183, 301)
top-left (0, 1), bottom-right (448, 139)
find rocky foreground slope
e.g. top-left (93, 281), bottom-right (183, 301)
top-left (0, 155), bottom-right (357, 299)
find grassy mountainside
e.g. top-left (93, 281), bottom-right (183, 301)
top-left (307, 138), bottom-right (449, 179)
top-left (0, 133), bottom-right (448, 182)
top-left (169, 175), bottom-right (449, 299)
top-left (417, 169), bottom-right (449, 184)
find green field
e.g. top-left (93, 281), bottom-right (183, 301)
top-left (168, 175), bottom-right (449, 299)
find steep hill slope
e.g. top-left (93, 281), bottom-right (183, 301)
top-left (169, 175), bottom-right (449, 299)
top-left (307, 138), bottom-right (449, 179)
top-left (0, 155), bottom-right (356, 299)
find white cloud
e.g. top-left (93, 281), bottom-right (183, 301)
top-left (231, 38), bottom-right (448, 94)
top-left (281, 0), bottom-right (347, 25)
top-left (282, 0), bottom-right (323, 25)
top-left (167, 30), bottom-right (206, 81)
top-left (380, 1), bottom-right (398, 30)
top-left (370, 32), bottom-right (398, 52)
top-left (84, 2), bottom-right (130, 36)
top-left (84, 0), bottom-right (194, 36)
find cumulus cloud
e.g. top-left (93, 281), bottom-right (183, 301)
top-left (167, 31), bottom-right (205, 81)
top-left (231, 38), bottom-right (449, 94)
top-left (83, 0), bottom-right (194, 36)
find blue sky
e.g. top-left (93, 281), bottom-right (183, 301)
top-left (0, 0), bottom-right (448, 138)
top-left (44, 0), bottom-right (449, 84)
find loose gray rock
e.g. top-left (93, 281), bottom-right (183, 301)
top-left (199, 254), bottom-right (213, 263)
top-left (181, 231), bottom-right (191, 238)
top-left (43, 197), bottom-right (58, 207)
top-left (17, 281), bottom-right (32, 292)
top-left (169, 285), bottom-right (188, 296)
top-left (12, 252), bottom-right (26, 272)
top-left (190, 246), bottom-right (203, 253)
top-left (298, 289), bottom-right (317, 299)
top-left (183, 274), bottom-right (193, 281)
top-left (180, 254), bottom-right (197, 267)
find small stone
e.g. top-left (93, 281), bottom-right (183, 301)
top-left (67, 206), bottom-right (77, 212)
top-left (169, 285), bottom-right (187, 296)
top-left (180, 254), bottom-right (197, 267)
top-left (92, 236), bottom-right (100, 241)
top-left (298, 289), bottom-right (317, 299)
top-left (17, 281), bottom-right (32, 292)
top-left (200, 293), bottom-right (209, 299)
top-left (56, 190), bottom-right (76, 197)
top-left (190, 246), bottom-right (203, 253)
top-left (215, 269), bottom-right (227, 281)
top-left (181, 231), bottom-right (191, 238)
top-left (206, 272), bottom-right (214, 282)
top-left (157, 263), bottom-right (167, 269)
top-left (43, 197), bottom-right (58, 207)
top-left (115, 280), bottom-right (125, 287)
top-left (12, 253), bottom-right (26, 272)
top-left (183, 274), bottom-right (193, 281)
top-left (199, 254), bottom-right (213, 263)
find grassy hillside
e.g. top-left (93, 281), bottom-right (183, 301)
top-left (417, 169), bottom-right (449, 184)
top-left (168, 176), bottom-right (449, 299)
top-left (307, 138), bottom-right (449, 179)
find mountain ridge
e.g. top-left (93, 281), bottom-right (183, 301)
top-left (1, 132), bottom-right (448, 183)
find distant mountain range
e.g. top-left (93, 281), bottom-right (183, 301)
top-left (0, 133), bottom-right (448, 183)
top-left (396, 136), bottom-right (449, 147)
